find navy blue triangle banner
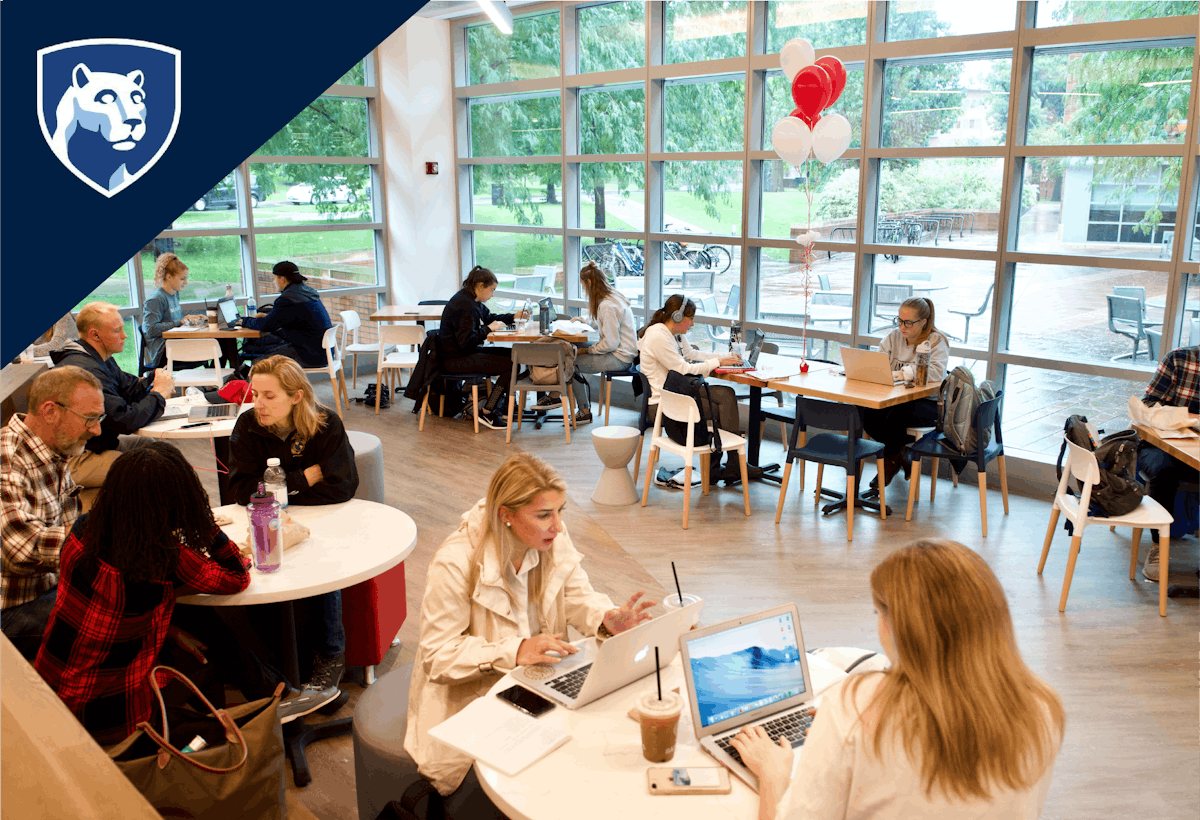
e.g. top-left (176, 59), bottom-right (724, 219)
top-left (1, 0), bottom-right (426, 361)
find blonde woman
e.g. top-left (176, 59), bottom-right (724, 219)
top-left (406, 453), bottom-right (655, 819)
top-left (141, 253), bottom-right (202, 367)
top-left (732, 539), bottom-right (1064, 820)
top-left (569, 261), bottom-right (639, 424)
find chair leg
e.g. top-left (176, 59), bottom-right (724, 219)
top-left (471, 385), bottom-right (480, 434)
top-left (605, 379), bottom-right (612, 426)
top-left (352, 354), bottom-right (358, 389)
top-left (814, 464), bottom-right (824, 502)
top-left (1130, 528), bottom-right (1143, 580)
top-left (798, 431), bottom-right (806, 488)
top-left (340, 372), bottom-right (350, 415)
top-left (906, 456), bottom-right (920, 521)
top-left (775, 460), bottom-right (793, 524)
top-left (875, 458), bottom-right (886, 520)
top-left (633, 435), bottom-right (645, 485)
top-left (1039, 506), bottom-right (1060, 574)
top-left (375, 370), bottom-right (383, 414)
top-left (506, 393), bottom-right (516, 444)
top-left (439, 393), bottom-right (445, 418)
top-left (563, 390), bottom-right (572, 444)
top-left (1159, 535), bottom-right (1170, 616)
top-left (1058, 534), bottom-right (1084, 612)
top-left (739, 452), bottom-right (750, 517)
top-left (419, 388), bottom-right (430, 431)
top-left (681, 463), bottom-right (693, 530)
top-left (641, 447), bottom-right (659, 507)
top-left (978, 469), bottom-right (988, 537)
top-left (700, 453), bottom-right (710, 496)
top-left (997, 455), bottom-right (1009, 515)
top-left (929, 457), bottom-right (938, 502)
top-left (365, 664), bottom-right (375, 686)
top-left (517, 391), bottom-right (525, 431)
top-left (845, 474), bottom-right (855, 541)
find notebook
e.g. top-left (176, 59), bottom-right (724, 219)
top-left (679, 603), bottom-right (817, 792)
top-left (713, 330), bottom-right (765, 374)
top-left (510, 598), bottom-right (703, 710)
top-left (841, 347), bottom-right (904, 386)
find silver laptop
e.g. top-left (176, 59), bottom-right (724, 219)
top-left (159, 403), bottom-right (240, 422)
top-left (679, 603), bottom-right (816, 792)
top-left (510, 598), bottom-right (703, 709)
top-left (841, 347), bottom-right (904, 386)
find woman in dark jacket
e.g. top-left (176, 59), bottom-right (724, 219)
top-left (439, 266), bottom-right (527, 430)
top-left (240, 260), bottom-right (333, 368)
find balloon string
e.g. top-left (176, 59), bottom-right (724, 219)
top-left (799, 156), bottom-right (816, 365)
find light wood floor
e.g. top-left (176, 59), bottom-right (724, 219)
top-left (179, 382), bottom-right (1198, 820)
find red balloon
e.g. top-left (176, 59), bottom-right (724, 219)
top-left (791, 64), bottom-right (832, 128)
top-left (789, 107), bottom-right (821, 129)
top-left (815, 56), bottom-right (848, 108)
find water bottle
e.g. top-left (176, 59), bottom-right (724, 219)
top-left (263, 458), bottom-right (288, 509)
top-left (246, 294), bottom-right (257, 317)
top-left (729, 320), bottom-right (742, 352)
top-left (185, 386), bottom-right (205, 404)
top-left (248, 483), bottom-right (282, 573)
top-left (915, 341), bottom-right (930, 386)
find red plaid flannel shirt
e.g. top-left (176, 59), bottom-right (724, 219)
top-left (33, 523), bottom-right (249, 745)
top-left (1143, 346), bottom-right (1200, 414)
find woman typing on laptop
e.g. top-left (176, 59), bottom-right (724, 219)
top-left (405, 453), bottom-right (655, 820)
top-left (731, 539), bottom-right (1064, 820)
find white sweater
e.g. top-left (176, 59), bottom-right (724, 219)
top-left (637, 322), bottom-right (720, 403)
top-left (587, 294), bottom-right (638, 363)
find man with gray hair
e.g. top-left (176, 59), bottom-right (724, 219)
top-left (1, 366), bottom-right (104, 658)
top-left (50, 302), bottom-right (175, 510)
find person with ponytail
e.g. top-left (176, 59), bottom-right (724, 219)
top-left (732, 539), bottom-right (1064, 820)
top-left (405, 453), bottom-right (655, 818)
top-left (440, 265), bottom-right (529, 430)
top-left (637, 294), bottom-right (748, 483)
top-left (570, 262), bottom-right (639, 424)
top-left (863, 296), bottom-right (950, 494)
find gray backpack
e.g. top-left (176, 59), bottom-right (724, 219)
top-left (936, 366), bottom-right (997, 453)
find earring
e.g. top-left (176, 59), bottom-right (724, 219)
top-left (505, 521), bottom-right (511, 528)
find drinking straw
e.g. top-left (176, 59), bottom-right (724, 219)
top-left (655, 647), bottom-right (662, 701)
top-left (671, 561), bottom-right (683, 604)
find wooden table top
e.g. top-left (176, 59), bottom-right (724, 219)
top-left (487, 329), bottom-right (592, 344)
top-left (1134, 424), bottom-right (1200, 471)
top-left (714, 354), bottom-right (939, 410)
top-left (371, 304), bottom-right (445, 322)
top-left (162, 327), bottom-right (260, 339)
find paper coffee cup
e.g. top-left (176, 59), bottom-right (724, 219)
top-left (206, 309), bottom-right (218, 330)
top-left (637, 690), bottom-right (682, 763)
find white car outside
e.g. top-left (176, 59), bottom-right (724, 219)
top-left (286, 180), bottom-right (357, 205)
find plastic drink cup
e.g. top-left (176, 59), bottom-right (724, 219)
top-left (663, 592), bottom-right (702, 628)
top-left (733, 342), bottom-right (748, 360)
top-left (248, 484), bottom-right (282, 573)
top-left (638, 690), bottom-right (683, 762)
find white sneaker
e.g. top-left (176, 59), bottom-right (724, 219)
top-left (1142, 544), bottom-right (1160, 582)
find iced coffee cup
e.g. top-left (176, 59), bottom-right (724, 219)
top-left (663, 593), bottom-right (702, 628)
top-left (638, 690), bottom-right (682, 763)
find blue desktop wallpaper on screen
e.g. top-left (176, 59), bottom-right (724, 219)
top-left (0, 0), bottom-right (425, 361)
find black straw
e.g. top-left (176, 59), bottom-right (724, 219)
top-left (655, 647), bottom-right (662, 701)
top-left (671, 561), bottom-right (683, 605)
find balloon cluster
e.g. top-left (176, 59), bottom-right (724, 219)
top-left (771, 38), bottom-right (851, 167)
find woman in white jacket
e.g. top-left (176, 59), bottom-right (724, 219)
top-left (405, 453), bottom-right (656, 818)
top-left (569, 262), bottom-right (639, 425)
top-left (637, 294), bottom-right (744, 482)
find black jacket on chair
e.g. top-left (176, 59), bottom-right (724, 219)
top-left (403, 332), bottom-right (442, 407)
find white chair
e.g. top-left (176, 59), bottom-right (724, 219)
top-left (340, 310), bottom-right (394, 389)
top-left (302, 325), bottom-right (350, 419)
top-left (1039, 438), bottom-right (1174, 616)
top-left (639, 388), bottom-right (750, 529)
top-left (374, 325), bottom-right (424, 414)
top-left (165, 338), bottom-right (228, 391)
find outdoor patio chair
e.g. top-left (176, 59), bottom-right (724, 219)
top-left (1112, 286), bottom-right (1162, 326)
top-left (871, 283), bottom-right (913, 332)
top-left (1106, 294), bottom-right (1150, 361)
top-left (681, 270), bottom-right (715, 293)
top-left (947, 283), bottom-right (994, 344)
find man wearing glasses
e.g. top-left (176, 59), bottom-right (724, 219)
top-left (50, 302), bottom-right (175, 511)
top-left (1, 366), bottom-right (104, 659)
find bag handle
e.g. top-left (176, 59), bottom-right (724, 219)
top-left (138, 665), bottom-right (259, 774)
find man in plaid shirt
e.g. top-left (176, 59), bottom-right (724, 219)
top-left (1138, 345), bottom-right (1200, 581)
top-left (1, 366), bottom-right (104, 658)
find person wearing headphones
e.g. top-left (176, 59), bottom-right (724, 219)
top-left (637, 294), bottom-right (749, 483)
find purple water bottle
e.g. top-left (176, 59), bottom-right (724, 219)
top-left (248, 482), bottom-right (282, 573)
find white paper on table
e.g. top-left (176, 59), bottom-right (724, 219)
top-left (172, 325), bottom-right (204, 332)
top-left (428, 694), bottom-right (571, 777)
top-left (550, 319), bottom-right (586, 332)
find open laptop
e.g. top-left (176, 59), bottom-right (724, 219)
top-left (510, 598), bottom-right (703, 710)
top-left (679, 603), bottom-right (816, 792)
top-left (841, 347), bottom-right (904, 386)
top-left (216, 295), bottom-right (241, 329)
top-left (159, 402), bottom-right (241, 422)
top-left (714, 329), bottom-right (765, 374)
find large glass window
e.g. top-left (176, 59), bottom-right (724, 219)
top-left (140, 237), bottom-right (244, 304)
top-left (1036, 0), bottom-right (1198, 27)
top-left (885, 1), bottom-right (1018, 40)
top-left (476, 233), bottom-right (565, 296)
top-left (759, 158), bottom-right (860, 241)
top-left (471, 93), bottom-right (562, 157)
top-left (767, 1), bottom-right (868, 52)
top-left (664, 1), bottom-right (747, 64)
top-left (579, 2), bottom-right (645, 73)
top-left (663, 160), bottom-right (744, 236)
top-left (580, 162), bottom-right (644, 233)
top-left (258, 97), bottom-right (370, 157)
top-left (882, 56), bottom-right (1011, 149)
top-left (581, 85), bottom-right (644, 155)
top-left (876, 158), bottom-right (1007, 251)
top-left (467, 13), bottom-right (560, 85)
top-left (468, 164), bottom-right (565, 227)
top-left (664, 76), bottom-right (745, 152)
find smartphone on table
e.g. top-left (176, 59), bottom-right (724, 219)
top-left (647, 767), bottom-right (732, 795)
top-left (496, 684), bottom-right (556, 717)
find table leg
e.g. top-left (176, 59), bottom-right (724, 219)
top-left (745, 385), bottom-right (781, 484)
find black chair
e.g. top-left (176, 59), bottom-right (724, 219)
top-left (632, 372), bottom-right (658, 484)
top-left (773, 398), bottom-right (887, 541)
top-left (905, 391), bottom-right (1008, 537)
top-left (599, 355), bottom-right (640, 427)
top-left (759, 357), bottom-right (837, 488)
top-left (417, 331), bottom-right (490, 435)
top-left (136, 326), bottom-right (159, 376)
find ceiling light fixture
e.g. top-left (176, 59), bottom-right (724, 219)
top-left (477, 0), bottom-right (513, 34)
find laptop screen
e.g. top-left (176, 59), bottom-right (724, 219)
top-left (217, 296), bottom-right (240, 328)
top-left (686, 610), bottom-right (808, 728)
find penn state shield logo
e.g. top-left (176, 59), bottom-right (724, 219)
top-left (38, 38), bottom-right (181, 198)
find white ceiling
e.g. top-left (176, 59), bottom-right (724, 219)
top-left (414, 0), bottom-right (544, 21)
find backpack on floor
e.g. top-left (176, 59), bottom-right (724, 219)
top-left (1055, 414), bottom-right (1145, 517)
top-left (935, 366), bottom-right (997, 454)
top-left (661, 370), bottom-right (723, 460)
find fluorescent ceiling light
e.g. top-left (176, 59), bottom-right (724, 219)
top-left (477, 0), bottom-right (513, 34)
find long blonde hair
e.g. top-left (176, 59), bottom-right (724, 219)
top-left (249, 355), bottom-right (328, 442)
top-left (469, 453), bottom-right (568, 606)
top-left (848, 539), bottom-right (1064, 801)
top-left (153, 253), bottom-right (188, 287)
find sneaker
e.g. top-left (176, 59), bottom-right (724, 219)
top-left (574, 410), bottom-right (593, 425)
top-left (1142, 544), bottom-right (1160, 582)
top-left (310, 653), bottom-right (345, 691)
top-left (277, 684), bottom-right (339, 724)
top-left (654, 467), bottom-right (701, 489)
top-left (478, 410), bottom-right (509, 430)
top-left (532, 395), bottom-right (562, 411)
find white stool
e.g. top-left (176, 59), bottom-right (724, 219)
top-left (591, 426), bottom-right (640, 506)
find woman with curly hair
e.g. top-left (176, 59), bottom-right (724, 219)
top-left (140, 252), bottom-right (205, 368)
top-left (33, 442), bottom-right (309, 745)
top-left (731, 539), bottom-right (1064, 820)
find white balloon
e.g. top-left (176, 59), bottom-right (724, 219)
top-left (796, 230), bottom-right (822, 247)
top-left (772, 117), bottom-right (812, 167)
top-left (781, 38), bottom-right (816, 81)
top-left (812, 113), bottom-right (852, 163)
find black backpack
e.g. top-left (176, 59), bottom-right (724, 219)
top-left (660, 370), bottom-right (723, 460)
top-left (1056, 414), bottom-right (1145, 518)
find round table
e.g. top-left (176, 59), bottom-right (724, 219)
top-left (137, 400), bottom-right (252, 504)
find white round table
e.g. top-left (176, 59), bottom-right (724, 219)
top-left (475, 652), bottom-right (847, 820)
top-left (137, 400), bottom-right (253, 504)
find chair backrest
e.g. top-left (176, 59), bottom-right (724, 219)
top-left (1190, 317), bottom-right (1200, 347)
top-left (137, 326), bottom-right (155, 374)
top-left (698, 295), bottom-right (719, 315)
top-left (1146, 327), bottom-right (1162, 360)
top-left (761, 341), bottom-right (780, 355)
top-left (380, 324), bottom-right (425, 350)
top-left (794, 397), bottom-right (861, 435)
top-left (321, 324), bottom-right (342, 370)
top-left (974, 282), bottom-right (996, 313)
top-left (875, 283), bottom-right (913, 309)
top-left (513, 274), bottom-right (547, 292)
top-left (817, 273), bottom-right (831, 290)
top-left (657, 388), bottom-right (702, 426)
top-left (681, 270), bottom-right (714, 291)
top-left (897, 271), bottom-right (932, 281)
top-left (532, 265), bottom-right (557, 283)
top-left (1107, 294), bottom-right (1143, 330)
top-left (724, 284), bottom-right (740, 315)
top-left (1063, 437), bottom-right (1102, 488)
top-left (339, 309), bottom-right (362, 337)
top-left (417, 299), bottom-right (449, 330)
top-left (1113, 286), bottom-right (1146, 309)
top-left (812, 291), bottom-right (852, 307)
top-left (510, 342), bottom-right (565, 368)
top-left (974, 391), bottom-right (1004, 450)
top-left (165, 338), bottom-right (223, 369)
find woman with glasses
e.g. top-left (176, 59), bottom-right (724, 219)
top-left (862, 297), bottom-right (949, 494)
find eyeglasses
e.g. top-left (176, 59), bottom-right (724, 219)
top-left (897, 318), bottom-right (925, 328)
top-left (54, 402), bottom-right (106, 427)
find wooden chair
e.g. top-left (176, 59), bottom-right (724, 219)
top-left (418, 331), bottom-right (489, 434)
top-left (373, 325), bottom-right (424, 414)
top-left (640, 388), bottom-right (750, 529)
top-left (773, 398), bottom-right (885, 541)
top-left (599, 357), bottom-right (639, 426)
top-left (1040, 437), bottom-right (1173, 616)
top-left (340, 309), bottom-right (393, 389)
top-left (165, 338), bottom-right (227, 391)
top-left (300, 325), bottom-right (350, 418)
top-left (506, 343), bottom-right (576, 444)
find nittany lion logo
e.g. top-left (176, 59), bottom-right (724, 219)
top-left (38, 39), bottom-right (180, 197)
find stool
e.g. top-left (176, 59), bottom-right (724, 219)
top-left (591, 426), bottom-right (641, 506)
top-left (348, 431), bottom-right (385, 504)
top-left (353, 663), bottom-right (423, 820)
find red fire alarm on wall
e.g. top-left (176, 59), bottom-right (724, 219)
top-left (426, 162), bottom-right (438, 175)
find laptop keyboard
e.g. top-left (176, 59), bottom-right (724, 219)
top-left (546, 663), bottom-right (592, 699)
top-left (715, 709), bottom-right (814, 766)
